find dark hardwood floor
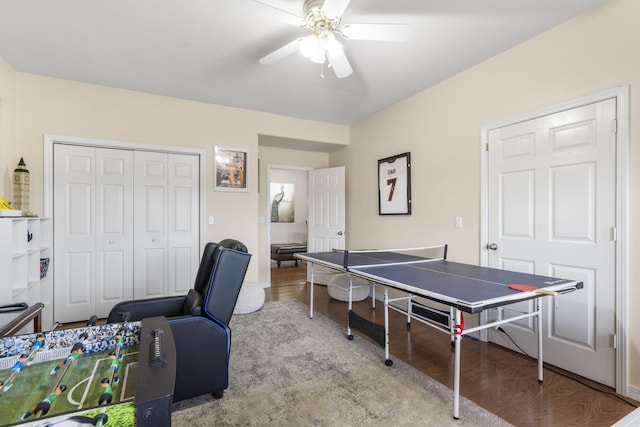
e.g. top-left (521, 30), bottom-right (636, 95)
top-left (268, 264), bottom-right (638, 427)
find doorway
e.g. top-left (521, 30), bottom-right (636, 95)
top-left (267, 165), bottom-right (311, 287)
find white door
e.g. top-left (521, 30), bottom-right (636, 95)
top-left (54, 145), bottom-right (134, 322)
top-left (167, 154), bottom-right (200, 295)
top-left (54, 144), bottom-right (96, 322)
top-left (133, 152), bottom-right (201, 298)
top-left (133, 151), bottom-right (169, 299)
top-left (308, 166), bottom-right (346, 252)
top-left (486, 99), bottom-right (617, 386)
top-left (95, 148), bottom-right (134, 315)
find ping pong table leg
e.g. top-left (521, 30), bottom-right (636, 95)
top-left (453, 309), bottom-right (462, 420)
top-left (371, 283), bottom-right (376, 309)
top-left (383, 287), bottom-right (392, 366)
top-left (347, 275), bottom-right (353, 339)
top-left (537, 298), bottom-right (543, 382)
top-left (309, 264), bottom-right (315, 319)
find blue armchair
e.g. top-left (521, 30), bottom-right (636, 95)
top-left (107, 239), bottom-right (252, 401)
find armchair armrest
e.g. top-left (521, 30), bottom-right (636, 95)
top-left (107, 296), bottom-right (187, 323)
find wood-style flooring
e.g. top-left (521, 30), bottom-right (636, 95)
top-left (268, 264), bottom-right (638, 427)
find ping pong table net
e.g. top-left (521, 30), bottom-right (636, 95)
top-left (338, 244), bottom-right (448, 269)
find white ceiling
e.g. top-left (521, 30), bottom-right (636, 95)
top-left (0, 0), bottom-right (607, 126)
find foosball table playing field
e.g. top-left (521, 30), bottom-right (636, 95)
top-left (0, 316), bottom-right (175, 427)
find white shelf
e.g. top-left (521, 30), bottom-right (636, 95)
top-left (0, 217), bottom-right (52, 329)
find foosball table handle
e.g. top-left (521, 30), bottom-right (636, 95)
top-left (149, 328), bottom-right (166, 368)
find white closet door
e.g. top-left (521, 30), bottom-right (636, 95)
top-left (53, 141), bottom-right (201, 321)
top-left (54, 145), bottom-right (134, 322)
top-left (167, 154), bottom-right (200, 296)
top-left (53, 144), bottom-right (96, 323)
top-left (95, 148), bottom-right (134, 316)
top-left (133, 151), bottom-right (168, 299)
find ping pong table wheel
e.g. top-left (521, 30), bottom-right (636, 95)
top-left (348, 334), bottom-right (354, 340)
top-left (385, 359), bottom-right (393, 367)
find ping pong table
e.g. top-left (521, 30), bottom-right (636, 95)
top-left (296, 246), bottom-right (583, 420)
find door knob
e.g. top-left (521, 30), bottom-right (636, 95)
top-left (337, 231), bottom-right (344, 236)
top-left (487, 243), bottom-right (498, 251)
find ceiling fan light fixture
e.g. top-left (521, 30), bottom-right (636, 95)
top-left (318, 30), bottom-right (341, 53)
top-left (299, 35), bottom-right (326, 63)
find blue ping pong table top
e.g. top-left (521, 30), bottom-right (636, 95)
top-left (297, 251), bottom-right (582, 313)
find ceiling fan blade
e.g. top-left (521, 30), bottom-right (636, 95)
top-left (322, 0), bottom-right (351, 20)
top-left (252, 1), bottom-right (305, 27)
top-left (327, 47), bottom-right (353, 78)
top-left (259, 38), bottom-right (304, 65)
top-left (340, 23), bottom-right (411, 42)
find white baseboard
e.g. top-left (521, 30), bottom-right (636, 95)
top-left (627, 384), bottom-right (640, 402)
top-left (611, 385), bottom-right (640, 426)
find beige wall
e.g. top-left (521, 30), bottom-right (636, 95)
top-left (0, 56), bottom-right (17, 198)
top-left (334, 0), bottom-right (639, 391)
top-left (0, 71), bottom-right (348, 285)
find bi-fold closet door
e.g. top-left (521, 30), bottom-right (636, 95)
top-left (53, 144), bottom-right (200, 323)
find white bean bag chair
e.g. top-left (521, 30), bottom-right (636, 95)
top-left (233, 282), bottom-right (265, 314)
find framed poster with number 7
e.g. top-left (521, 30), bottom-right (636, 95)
top-left (378, 152), bottom-right (412, 215)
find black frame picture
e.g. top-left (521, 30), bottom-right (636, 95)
top-left (378, 152), bottom-right (411, 215)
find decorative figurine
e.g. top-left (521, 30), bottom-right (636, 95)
top-left (12, 157), bottom-right (31, 215)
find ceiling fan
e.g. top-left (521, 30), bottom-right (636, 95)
top-left (257, 0), bottom-right (410, 78)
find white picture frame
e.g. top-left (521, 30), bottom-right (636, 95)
top-left (214, 146), bottom-right (248, 192)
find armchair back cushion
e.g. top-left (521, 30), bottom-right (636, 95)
top-left (204, 247), bottom-right (252, 325)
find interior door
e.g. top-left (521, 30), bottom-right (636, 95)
top-left (95, 148), bottom-right (134, 316)
top-left (53, 144), bottom-right (96, 323)
top-left (308, 166), bottom-right (346, 252)
top-left (486, 99), bottom-right (617, 386)
top-left (167, 154), bottom-right (200, 296)
top-left (54, 145), bottom-right (134, 322)
top-left (133, 151), bottom-right (169, 299)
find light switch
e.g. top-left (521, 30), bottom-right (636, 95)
top-left (455, 216), bottom-right (463, 229)
top-left (208, 216), bottom-right (214, 225)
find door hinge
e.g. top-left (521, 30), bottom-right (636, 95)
top-left (485, 143), bottom-right (489, 151)
top-left (611, 333), bottom-right (617, 349)
top-left (612, 227), bottom-right (617, 241)
top-left (612, 119), bottom-right (617, 134)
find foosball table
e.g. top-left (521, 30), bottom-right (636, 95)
top-left (0, 316), bottom-right (176, 427)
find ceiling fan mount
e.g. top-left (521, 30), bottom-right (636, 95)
top-left (302, 0), bottom-right (340, 34)
top-left (258, 0), bottom-right (410, 78)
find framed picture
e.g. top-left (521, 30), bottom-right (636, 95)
top-left (214, 146), bottom-right (247, 192)
top-left (378, 152), bottom-right (411, 215)
top-left (270, 183), bottom-right (295, 223)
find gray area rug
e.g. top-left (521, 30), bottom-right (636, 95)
top-left (172, 300), bottom-right (511, 426)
